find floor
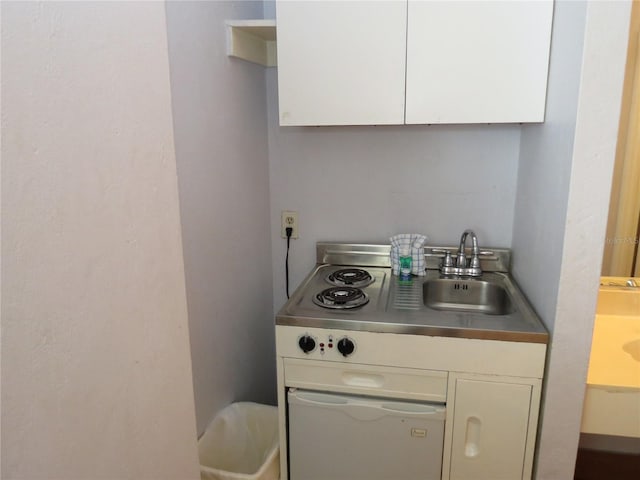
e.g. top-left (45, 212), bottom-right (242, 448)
top-left (573, 448), bottom-right (640, 480)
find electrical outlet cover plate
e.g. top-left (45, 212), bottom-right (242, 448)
top-left (281, 210), bottom-right (299, 239)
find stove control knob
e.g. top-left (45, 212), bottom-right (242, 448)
top-left (337, 337), bottom-right (355, 357)
top-left (298, 335), bottom-right (316, 354)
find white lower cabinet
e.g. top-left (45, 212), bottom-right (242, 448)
top-left (276, 327), bottom-right (546, 480)
top-left (444, 374), bottom-right (541, 480)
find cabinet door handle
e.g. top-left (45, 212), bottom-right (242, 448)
top-left (464, 416), bottom-right (481, 458)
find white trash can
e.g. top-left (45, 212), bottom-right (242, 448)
top-left (198, 402), bottom-right (279, 480)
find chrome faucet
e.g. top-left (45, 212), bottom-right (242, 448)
top-left (433, 230), bottom-right (487, 277)
top-left (600, 279), bottom-right (639, 288)
top-left (457, 229), bottom-right (483, 276)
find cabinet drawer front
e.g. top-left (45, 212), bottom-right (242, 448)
top-left (284, 358), bottom-right (447, 402)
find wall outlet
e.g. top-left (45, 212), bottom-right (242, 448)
top-left (281, 211), bottom-right (299, 239)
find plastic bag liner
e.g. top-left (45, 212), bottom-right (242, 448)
top-left (198, 402), bottom-right (279, 480)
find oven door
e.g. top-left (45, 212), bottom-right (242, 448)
top-left (287, 389), bottom-right (445, 480)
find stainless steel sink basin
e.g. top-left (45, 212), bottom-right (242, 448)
top-left (423, 277), bottom-right (515, 315)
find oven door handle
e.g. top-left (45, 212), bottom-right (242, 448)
top-left (379, 401), bottom-right (444, 417)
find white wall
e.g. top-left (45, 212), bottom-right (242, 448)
top-left (166, 1), bottom-right (276, 435)
top-left (267, 70), bottom-right (522, 309)
top-left (512, 1), bottom-right (632, 478)
top-left (1, 2), bottom-right (199, 478)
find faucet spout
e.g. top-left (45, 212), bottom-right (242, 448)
top-left (457, 229), bottom-right (479, 268)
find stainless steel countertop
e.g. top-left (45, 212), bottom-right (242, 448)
top-left (276, 244), bottom-right (549, 344)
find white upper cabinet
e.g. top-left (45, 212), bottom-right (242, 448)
top-left (405, 1), bottom-right (554, 124)
top-left (276, 0), bottom-right (408, 126)
top-left (275, 0), bottom-right (553, 126)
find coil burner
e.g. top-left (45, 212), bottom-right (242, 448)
top-left (326, 268), bottom-right (375, 288)
top-left (312, 286), bottom-right (370, 310)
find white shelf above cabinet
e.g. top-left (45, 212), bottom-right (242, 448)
top-left (225, 19), bottom-right (277, 67)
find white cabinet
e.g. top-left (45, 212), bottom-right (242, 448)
top-left (405, 1), bottom-right (553, 124)
top-left (276, 0), bottom-right (407, 126)
top-left (276, 0), bottom-right (553, 126)
top-left (446, 376), bottom-right (539, 480)
top-left (276, 326), bottom-right (546, 480)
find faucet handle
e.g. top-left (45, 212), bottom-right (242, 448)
top-left (469, 250), bottom-right (494, 269)
top-left (431, 248), bottom-right (454, 267)
top-left (456, 251), bottom-right (467, 268)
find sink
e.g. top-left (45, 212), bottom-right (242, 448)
top-left (423, 277), bottom-right (515, 315)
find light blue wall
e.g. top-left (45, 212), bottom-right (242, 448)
top-left (266, 68), bottom-right (522, 310)
top-left (166, 2), bottom-right (630, 477)
top-left (512, 1), bottom-right (587, 331)
top-left (511, 4), bottom-right (588, 476)
top-left (512, 2), bottom-right (631, 478)
top-left (166, 1), bottom-right (275, 435)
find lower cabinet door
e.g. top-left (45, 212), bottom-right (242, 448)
top-left (449, 379), bottom-right (532, 480)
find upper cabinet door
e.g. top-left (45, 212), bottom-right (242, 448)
top-left (405, 0), bottom-right (554, 124)
top-left (276, 0), bottom-right (407, 126)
